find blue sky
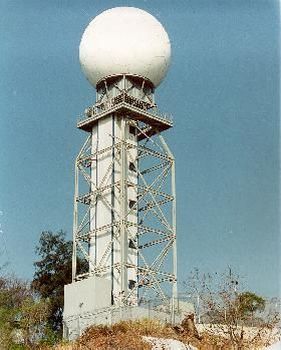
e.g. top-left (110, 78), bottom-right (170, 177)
top-left (0, 0), bottom-right (280, 298)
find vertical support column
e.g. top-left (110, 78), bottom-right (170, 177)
top-left (91, 117), bottom-right (114, 280)
top-left (171, 156), bottom-right (178, 323)
top-left (126, 122), bottom-right (138, 305)
top-left (111, 115), bottom-right (115, 304)
top-left (120, 117), bottom-right (128, 299)
top-left (89, 126), bottom-right (98, 273)
top-left (159, 135), bottom-right (178, 322)
top-left (72, 158), bottom-right (78, 282)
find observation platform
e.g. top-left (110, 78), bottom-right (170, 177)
top-left (77, 92), bottom-right (173, 140)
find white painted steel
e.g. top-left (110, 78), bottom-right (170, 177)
top-left (70, 76), bottom-right (177, 329)
top-left (90, 117), bottom-right (114, 281)
top-left (79, 7), bottom-right (171, 87)
top-left (159, 135), bottom-right (178, 322)
top-left (88, 115), bottom-right (138, 301)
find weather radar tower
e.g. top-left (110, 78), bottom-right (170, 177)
top-left (64, 7), bottom-right (178, 338)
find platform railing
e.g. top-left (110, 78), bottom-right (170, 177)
top-left (77, 91), bottom-right (173, 125)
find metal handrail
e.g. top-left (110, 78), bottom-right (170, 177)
top-left (77, 92), bottom-right (173, 124)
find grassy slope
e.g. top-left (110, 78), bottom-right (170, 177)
top-left (52, 319), bottom-right (235, 350)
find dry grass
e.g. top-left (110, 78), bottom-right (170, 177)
top-left (51, 318), bottom-right (276, 350)
top-left (52, 319), bottom-right (192, 350)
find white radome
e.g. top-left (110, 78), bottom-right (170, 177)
top-left (79, 7), bottom-right (171, 88)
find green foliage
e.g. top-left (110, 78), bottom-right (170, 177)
top-left (19, 296), bottom-right (50, 347)
top-left (0, 276), bottom-right (50, 349)
top-left (32, 230), bottom-right (72, 334)
top-left (32, 230), bottom-right (87, 336)
top-left (237, 291), bottom-right (265, 318)
top-left (0, 277), bottom-right (27, 347)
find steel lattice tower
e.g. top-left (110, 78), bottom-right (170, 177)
top-left (63, 7), bottom-right (179, 338)
top-left (72, 74), bottom-right (177, 311)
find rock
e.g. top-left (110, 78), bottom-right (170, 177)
top-left (181, 314), bottom-right (201, 339)
top-left (265, 340), bottom-right (281, 350)
top-left (143, 336), bottom-right (198, 350)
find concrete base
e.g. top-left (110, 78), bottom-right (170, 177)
top-left (63, 276), bottom-right (194, 340)
top-left (64, 276), bottom-right (111, 318)
top-left (64, 303), bottom-right (194, 340)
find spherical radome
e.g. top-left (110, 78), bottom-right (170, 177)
top-left (79, 7), bottom-right (171, 88)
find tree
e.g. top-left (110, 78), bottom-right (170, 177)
top-left (0, 276), bottom-right (22, 347)
top-left (32, 230), bottom-right (87, 336)
top-left (32, 230), bottom-right (72, 334)
top-left (0, 275), bottom-right (50, 348)
top-left (185, 268), bottom-right (280, 349)
top-left (236, 291), bottom-right (265, 324)
top-left (19, 295), bottom-right (50, 348)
